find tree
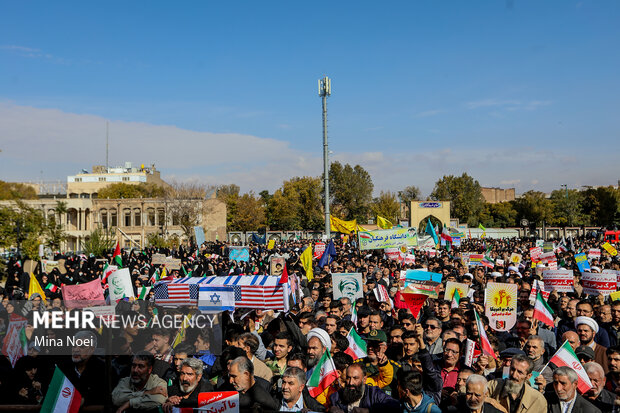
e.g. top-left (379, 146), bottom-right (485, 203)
top-left (83, 228), bottom-right (115, 257)
top-left (371, 191), bottom-right (401, 225)
top-left (513, 191), bottom-right (555, 227)
top-left (165, 182), bottom-right (213, 241)
top-left (0, 201), bottom-right (45, 258)
top-left (430, 173), bottom-right (484, 226)
top-left (549, 189), bottom-right (585, 227)
top-left (217, 184), bottom-right (240, 229)
top-left (478, 202), bottom-right (518, 228)
top-left (44, 201), bottom-right (68, 250)
top-left (230, 192), bottom-right (266, 231)
top-left (581, 186), bottom-right (620, 227)
top-left (269, 177), bottom-right (323, 230)
top-left (0, 181), bottom-right (37, 200)
top-left (329, 162), bottom-right (374, 222)
top-left (98, 182), bottom-right (165, 199)
top-left (398, 185), bottom-right (421, 219)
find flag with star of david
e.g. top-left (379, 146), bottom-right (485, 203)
top-left (198, 286), bottom-right (235, 313)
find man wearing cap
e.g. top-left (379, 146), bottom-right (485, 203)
top-left (361, 329), bottom-right (396, 394)
top-left (575, 346), bottom-right (596, 365)
top-left (575, 316), bottom-right (609, 373)
top-left (490, 348), bottom-right (526, 379)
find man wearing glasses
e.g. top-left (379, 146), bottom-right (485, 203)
top-left (423, 317), bottom-right (443, 356)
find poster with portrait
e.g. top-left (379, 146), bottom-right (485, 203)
top-left (484, 283), bottom-right (517, 332)
top-left (270, 256), bottom-right (286, 276)
top-left (332, 273), bottom-right (363, 302)
top-left (108, 268), bottom-right (135, 302)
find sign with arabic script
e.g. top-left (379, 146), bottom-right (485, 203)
top-left (197, 391), bottom-right (239, 413)
top-left (418, 202), bottom-right (441, 208)
top-left (358, 227), bottom-right (418, 250)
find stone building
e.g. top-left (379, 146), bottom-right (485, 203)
top-left (480, 187), bottom-right (515, 204)
top-left (1, 163), bottom-right (226, 251)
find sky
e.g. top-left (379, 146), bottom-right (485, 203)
top-left (1, 1), bottom-right (619, 197)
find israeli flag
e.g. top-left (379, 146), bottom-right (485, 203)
top-left (198, 286), bottom-right (235, 313)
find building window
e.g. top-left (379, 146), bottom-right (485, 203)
top-left (101, 210), bottom-right (108, 229)
top-left (110, 209), bottom-right (117, 227)
top-left (157, 209), bottom-right (165, 226)
top-left (99, 177), bottom-right (106, 182)
top-left (134, 209), bottom-right (141, 227)
top-left (75, 177), bottom-right (82, 182)
top-left (147, 208), bottom-right (155, 226)
top-left (122, 177), bottom-right (129, 182)
top-left (124, 209), bottom-right (131, 227)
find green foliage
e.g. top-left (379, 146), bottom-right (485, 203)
top-left (269, 177), bottom-right (323, 230)
top-left (146, 233), bottom-right (171, 249)
top-left (0, 201), bottom-right (45, 259)
top-left (398, 186), bottom-right (421, 204)
top-left (230, 192), bottom-right (266, 231)
top-left (217, 184), bottom-right (241, 229)
top-left (83, 228), bottom-right (115, 258)
top-left (549, 189), bottom-right (585, 226)
top-left (431, 173), bottom-right (484, 226)
top-left (371, 191), bottom-right (401, 224)
top-left (478, 202), bottom-right (518, 228)
top-left (329, 162), bottom-right (374, 222)
top-left (98, 182), bottom-right (165, 199)
top-left (0, 181), bottom-right (38, 200)
top-left (513, 191), bottom-right (555, 226)
top-left (581, 186), bottom-right (620, 227)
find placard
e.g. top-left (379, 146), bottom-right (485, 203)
top-left (197, 391), bottom-right (239, 413)
top-left (313, 242), bottom-right (326, 259)
top-left (575, 253), bottom-right (590, 273)
top-left (581, 272), bottom-right (616, 296)
top-left (469, 254), bottom-right (483, 266)
top-left (270, 256), bottom-right (285, 276)
top-left (194, 226), bottom-right (206, 246)
top-left (543, 242), bottom-right (554, 252)
top-left (530, 247), bottom-right (542, 262)
top-left (510, 253), bottom-right (522, 264)
top-left (402, 281), bottom-right (441, 298)
top-left (384, 248), bottom-right (402, 261)
top-left (332, 273), bottom-right (364, 302)
top-left (485, 283), bottom-right (517, 331)
top-left (588, 249), bottom-right (601, 259)
top-left (604, 269), bottom-right (620, 288)
top-left (543, 270), bottom-right (574, 292)
top-left (540, 251), bottom-right (556, 263)
top-left (62, 279), bottom-right (106, 309)
top-left (41, 259), bottom-right (59, 274)
top-left (536, 240), bottom-right (544, 248)
top-left (602, 242), bottom-right (618, 256)
top-left (152, 254), bottom-right (166, 265)
top-left (529, 280), bottom-right (550, 303)
top-left (108, 268), bottom-right (135, 301)
top-left (358, 227), bottom-right (418, 250)
top-left (163, 257), bottom-right (182, 270)
top-left (400, 293), bottom-right (428, 318)
top-left (405, 269), bottom-right (442, 283)
top-left (445, 281), bottom-right (469, 301)
top-left (228, 247), bottom-right (250, 262)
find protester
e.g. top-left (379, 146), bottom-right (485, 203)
top-left (545, 366), bottom-right (602, 413)
top-left (111, 351), bottom-right (168, 413)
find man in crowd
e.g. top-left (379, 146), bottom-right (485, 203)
top-left (228, 356), bottom-right (279, 412)
top-left (575, 316), bottom-right (609, 372)
top-left (162, 358), bottom-right (213, 412)
top-left (329, 363), bottom-right (400, 412)
top-left (545, 366), bottom-right (602, 413)
top-left (423, 317), bottom-right (443, 356)
top-left (112, 351), bottom-right (168, 413)
top-left (487, 354), bottom-right (547, 413)
top-left (237, 332), bottom-right (273, 382)
top-left (278, 366), bottom-right (325, 412)
top-left (584, 361), bottom-right (617, 412)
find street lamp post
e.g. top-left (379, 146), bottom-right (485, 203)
top-left (319, 76), bottom-right (331, 239)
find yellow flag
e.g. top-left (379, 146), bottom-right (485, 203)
top-left (300, 244), bottom-right (314, 281)
top-left (267, 239), bottom-right (275, 250)
top-left (357, 224), bottom-right (370, 232)
top-left (29, 273), bottom-right (47, 302)
top-left (602, 242), bottom-right (618, 256)
top-left (377, 216), bottom-right (393, 229)
top-left (161, 266), bottom-right (167, 279)
top-left (330, 216), bottom-right (358, 234)
top-left (172, 314), bottom-right (192, 348)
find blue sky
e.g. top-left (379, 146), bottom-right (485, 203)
top-left (1, 1), bottom-right (619, 196)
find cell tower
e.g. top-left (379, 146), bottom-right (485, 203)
top-left (319, 76), bottom-right (331, 238)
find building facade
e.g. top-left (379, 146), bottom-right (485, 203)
top-left (481, 187), bottom-right (516, 204)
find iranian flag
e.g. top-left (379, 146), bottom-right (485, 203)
top-left (451, 289), bottom-right (461, 309)
top-left (474, 309), bottom-right (497, 359)
top-left (45, 283), bottom-right (59, 293)
top-left (101, 263), bottom-right (117, 284)
top-left (345, 328), bottom-right (367, 359)
top-left (548, 340), bottom-right (593, 393)
top-left (112, 242), bottom-right (122, 267)
top-left (351, 305), bottom-right (358, 326)
top-left (41, 366), bottom-right (81, 413)
top-left (441, 227), bottom-right (452, 242)
top-left (307, 351), bottom-right (339, 398)
top-left (532, 290), bottom-right (554, 328)
top-left (138, 286), bottom-right (151, 300)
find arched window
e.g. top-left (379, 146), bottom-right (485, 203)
top-left (110, 209), bottom-right (117, 227)
top-left (147, 208), bottom-right (155, 226)
top-left (100, 209), bottom-right (108, 229)
top-left (134, 208), bottom-right (141, 227)
top-left (124, 209), bottom-right (132, 227)
top-left (157, 208), bottom-right (165, 226)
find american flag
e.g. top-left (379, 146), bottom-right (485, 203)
top-left (154, 275), bottom-right (286, 310)
top-left (153, 277), bottom-right (204, 306)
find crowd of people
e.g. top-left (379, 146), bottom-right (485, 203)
top-left (0, 233), bottom-right (619, 412)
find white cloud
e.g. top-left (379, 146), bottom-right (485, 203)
top-left (0, 102), bottom-right (613, 198)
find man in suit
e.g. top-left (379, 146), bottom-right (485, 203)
top-left (546, 366), bottom-right (602, 413)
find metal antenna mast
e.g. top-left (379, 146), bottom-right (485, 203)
top-left (319, 76), bottom-right (331, 238)
top-left (106, 121), bottom-right (109, 172)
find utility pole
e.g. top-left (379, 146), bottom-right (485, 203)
top-left (319, 76), bottom-right (331, 239)
top-left (106, 121), bottom-right (109, 172)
